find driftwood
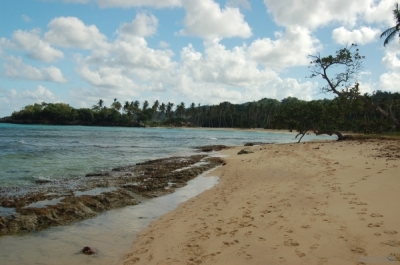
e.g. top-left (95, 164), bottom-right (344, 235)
top-left (295, 129), bottom-right (349, 143)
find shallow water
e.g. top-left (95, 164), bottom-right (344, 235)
top-left (0, 124), bottom-right (334, 187)
top-left (0, 173), bottom-right (219, 265)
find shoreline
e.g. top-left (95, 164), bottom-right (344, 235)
top-left (119, 139), bottom-right (400, 264)
top-left (0, 153), bottom-right (224, 236)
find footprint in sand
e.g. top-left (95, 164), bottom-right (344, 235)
top-left (317, 257), bottom-right (328, 265)
top-left (351, 247), bottom-right (365, 254)
top-left (258, 237), bottom-right (266, 241)
top-left (245, 231), bottom-right (252, 236)
top-left (368, 222), bottom-right (383, 228)
top-left (310, 244), bottom-right (319, 250)
top-left (314, 234), bottom-right (321, 240)
top-left (301, 225), bottom-right (311, 229)
top-left (384, 230), bottom-right (398, 235)
top-left (284, 239), bottom-right (300, 246)
top-left (278, 257), bottom-right (286, 263)
top-left (374, 232), bottom-right (381, 236)
top-left (295, 249), bottom-right (305, 258)
top-left (371, 213), bottom-right (384, 217)
top-left (381, 240), bottom-right (400, 247)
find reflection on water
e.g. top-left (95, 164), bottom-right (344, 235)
top-left (0, 173), bottom-right (219, 265)
top-left (23, 197), bottom-right (65, 209)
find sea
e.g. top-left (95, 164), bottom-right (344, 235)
top-left (0, 123), bottom-right (335, 264)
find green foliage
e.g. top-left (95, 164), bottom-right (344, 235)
top-left (5, 91), bottom-right (400, 134)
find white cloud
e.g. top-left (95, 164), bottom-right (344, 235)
top-left (11, 29), bottom-right (64, 62)
top-left (119, 13), bottom-right (158, 37)
top-left (22, 15), bottom-right (32, 22)
top-left (180, 42), bottom-right (276, 87)
top-left (0, 37), bottom-right (7, 57)
top-left (3, 56), bottom-right (67, 83)
top-left (173, 41), bottom-right (317, 103)
top-left (19, 85), bottom-right (57, 101)
top-left (44, 16), bottom-right (107, 49)
top-left (380, 72), bottom-right (400, 92)
top-left (178, 0), bottom-right (252, 40)
top-left (364, 0), bottom-right (398, 25)
top-left (248, 27), bottom-right (321, 71)
top-left (382, 51), bottom-right (400, 71)
top-left (77, 65), bottom-right (136, 88)
top-left (96, 0), bottom-right (182, 8)
top-left (159, 41), bottom-right (170, 48)
top-left (332, 26), bottom-right (380, 45)
top-left (380, 50), bottom-right (400, 93)
top-left (6, 85), bottom-right (57, 104)
top-left (226, 0), bottom-right (251, 9)
top-left (264, 0), bottom-right (370, 29)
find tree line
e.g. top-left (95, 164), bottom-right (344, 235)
top-left (3, 90), bottom-right (399, 134)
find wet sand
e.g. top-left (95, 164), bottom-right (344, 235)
top-left (119, 139), bottom-right (400, 265)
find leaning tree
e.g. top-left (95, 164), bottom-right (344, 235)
top-left (308, 44), bottom-right (400, 139)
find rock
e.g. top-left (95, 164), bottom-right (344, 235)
top-left (85, 172), bottom-right (110, 177)
top-left (195, 145), bottom-right (228, 152)
top-left (82, 246), bottom-right (95, 255)
top-left (238, 149), bottom-right (253, 155)
top-left (244, 143), bottom-right (254, 146)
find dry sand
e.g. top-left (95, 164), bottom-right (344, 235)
top-left (119, 139), bottom-right (400, 265)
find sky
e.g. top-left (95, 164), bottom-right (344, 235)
top-left (0, 0), bottom-right (399, 117)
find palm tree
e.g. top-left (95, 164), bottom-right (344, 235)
top-left (142, 100), bottom-right (149, 111)
top-left (92, 99), bottom-right (104, 111)
top-left (111, 98), bottom-right (122, 112)
top-left (166, 102), bottom-right (174, 119)
top-left (380, 3), bottom-right (400, 46)
top-left (158, 103), bottom-right (166, 119)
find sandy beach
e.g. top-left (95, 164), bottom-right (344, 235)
top-left (119, 139), bottom-right (400, 265)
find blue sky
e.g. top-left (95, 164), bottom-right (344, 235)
top-left (0, 0), bottom-right (399, 117)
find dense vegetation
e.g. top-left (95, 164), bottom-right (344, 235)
top-left (2, 91), bottom-right (399, 133)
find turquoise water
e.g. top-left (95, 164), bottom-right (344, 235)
top-left (0, 123), bottom-right (335, 187)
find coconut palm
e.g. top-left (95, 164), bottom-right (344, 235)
top-left (158, 103), bottom-right (166, 119)
top-left (380, 3), bottom-right (400, 46)
top-left (92, 99), bottom-right (104, 111)
top-left (111, 98), bottom-right (122, 112)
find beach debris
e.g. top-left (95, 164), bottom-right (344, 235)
top-left (82, 246), bottom-right (95, 255)
top-left (238, 149), bottom-right (253, 155)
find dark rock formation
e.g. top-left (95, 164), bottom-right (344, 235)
top-left (238, 149), bottom-right (254, 155)
top-left (82, 246), bottom-right (95, 255)
top-left (0, 155), bottom-right (224, 236)
top-left (195, 145), bottom-right (229, 152)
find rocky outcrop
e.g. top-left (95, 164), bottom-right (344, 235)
top-left (0, 155), bottom-right (224, 236)
top-left (195, 145), bottom-right (229, 152)
top-left (238, 149), bottom-right (254, 155)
